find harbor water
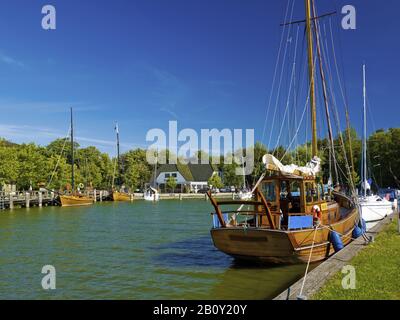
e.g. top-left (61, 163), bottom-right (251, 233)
top-left (0, 200), bottom-right (309, 299)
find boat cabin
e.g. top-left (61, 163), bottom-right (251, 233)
top-left (209, 173), bottom-right (342, 231)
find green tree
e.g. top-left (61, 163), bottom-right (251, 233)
top-left (166, 176), bottom-right (177, 193)
top-left (208, 173), bottom-right (223, 189)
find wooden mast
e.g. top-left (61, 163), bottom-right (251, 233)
top-left (70, 107), bottom-right (75, 192)
top-left (115, 122), bottom-right (120, 188)
top-left (311, 0), bottom-right (338, 182)
top-left (305, 0), bottom-right (318, 157)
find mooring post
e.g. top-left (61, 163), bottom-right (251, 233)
top-left (93, 189), bottom-right (97, 202)
top-left (397, 202), bottom-right (400, 234)
top-left (25, 192), bottom-right (30, 208)
top-left (38, 191), bottom-right (43, 207)
top-left (179, 193), bottom-right (182, 201)
top-left (130, 193), bottom-right (134, 202)
top-left (99, 190), bottom-right (103, 202)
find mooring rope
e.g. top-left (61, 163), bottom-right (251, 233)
top-left (298, 223), bottom-right (319, 299)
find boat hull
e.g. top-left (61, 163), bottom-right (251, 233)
top-left (112, 191), bottom-right (132, 201)
top-left (59, 195), bottom-right (93, 207)
top-left (360, 198), bottom-right (393, 229)
top-left (210, 208), bottom-right (358, 264)
top-left (144, 194), bottom-right (160, 201)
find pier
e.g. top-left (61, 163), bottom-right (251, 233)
top-left (0, 190), bottom-right (110, 210)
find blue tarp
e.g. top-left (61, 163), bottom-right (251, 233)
top-left (288, 215), bottom-right (313, 229)
top-left (213, 213), bottom-right (229, 228)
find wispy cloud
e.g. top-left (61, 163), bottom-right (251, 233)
top-left (0, 100), bottom-right (100, 113)
top-left (0, 52), bottom-right (25, 68)
top-left (0, 124), bottom-right (146, 151)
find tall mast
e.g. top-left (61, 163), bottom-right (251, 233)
top-left (154, 151), bottom-right (158, 188)
top-left (345, 108), bottom-right (355, 178)
top-left (305, 0), bottom-right (318, 157)
top-left (70, 107), bottom-right (75, 192)
top-left (362, 64), bottom-right (367, 197)
top-left (115, 122), bottom-right (120, 187)
top-left (311, 1), bottom-right (338, 183)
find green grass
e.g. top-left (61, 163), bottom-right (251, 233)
top-left (313, 218), bottom-right (400, 300)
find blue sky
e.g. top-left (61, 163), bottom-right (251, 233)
top-left (0, 0), bottom-right (399, 155)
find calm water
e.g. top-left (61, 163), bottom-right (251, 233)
top-left (0, 200), bottom-right (308, 299)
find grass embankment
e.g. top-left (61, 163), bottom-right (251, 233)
top-left (313, 217), bottom-right (400, 300)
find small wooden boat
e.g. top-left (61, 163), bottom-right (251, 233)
top-left (112, 191), bottom-right (132, 201)
top-left (60, 194), bottom-right (93, 207)
top-left (59, 108), bottom-right (93, 207)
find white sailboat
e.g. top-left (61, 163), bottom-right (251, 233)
top-left (359, 64), bottom-right (394, 229)
top-left (234, 156), bottom-right (253, 200)
top-left (144, 153), bottom-right (160, 201)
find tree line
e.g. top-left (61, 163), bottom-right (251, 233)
top-left (0, 127), bottom-right (399, 192)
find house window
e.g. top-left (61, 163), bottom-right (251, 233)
top-left (165, 173), bottom-right (170, 178)
top-left (172, 173), bottom-right (177, 178)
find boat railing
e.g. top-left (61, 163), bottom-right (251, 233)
top-left (207, 188), bottom-right (277, 229)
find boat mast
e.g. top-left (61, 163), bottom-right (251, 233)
top-left (305, 0), bottom-right (318, 158)
top-left (362, 64), bottom-right (367, 197)
top-left (115, 122), bottom-right (120, 188)
top-left (153, 150), bottom-right (158, 188)
top-left (70, 107), bottom-right (75, 192)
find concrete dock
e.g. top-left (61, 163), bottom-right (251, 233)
top-left (274, 213), bottom-right (395, 300)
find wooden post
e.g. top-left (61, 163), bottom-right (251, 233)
top-left (93, 189), bottom-right (97, 202)
top-left (179, 193), bottom-right (182, 201)
top-left (256, 188), bottom-right (276, 229)
top-left (130, 193), bottom-right (134, 202)
top-left (207, 191), bottom-right (225, 227)
top-left (397, 203), bottom-right (400, 234)
top-left (38, 192), bottom-right (43, 207)
top-left (25, 192), bottom-right (30, 208)
top-left (99, 190), bottom-right (103, 202)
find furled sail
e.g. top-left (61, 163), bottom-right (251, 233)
top-left (262, 154), bottom-right (321, 177)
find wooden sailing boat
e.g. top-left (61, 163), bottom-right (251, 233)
top-left (112, 123), bottom-right (132, 201)
top-left (207, 0), bottom-right (360, 264)
top-left (59, 108), bottom-right (94, 207)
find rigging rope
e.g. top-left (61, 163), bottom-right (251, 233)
top-left (47, 128), bottom-right (71, 189)
top-left (267, 0), bottom-right (296, 150)
top-left (261, 0), bottom-right (291, 143)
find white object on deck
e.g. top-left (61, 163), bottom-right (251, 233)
top-left (262, 154), bottom-right (321, 176)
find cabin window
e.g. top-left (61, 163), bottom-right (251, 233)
top-left (305, 182), bottom-right (317, 203)
top-left (290, 181), bottom-right (301, 197)
top-left (280, 181), bottom-right (289, 200)
top-left (262, 181), bottom-right (276, 202)
top-left (317, 184), bottom-right (324, 201)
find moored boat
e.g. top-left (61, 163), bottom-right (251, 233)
top-left (112, 191), bottom-right (132, 201)
top-left (206, 0), bottom-right (361, 264)
top-left (111, 123), bottom-right (133, 201)
top-left (208, 158), bottom-right (359, 264)
top-left (59, 108), bottom-right (93, 207)
top-left (358, 65), bottom-right (394, 228)
top-left (60, 194), bottom-right (93, 207)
